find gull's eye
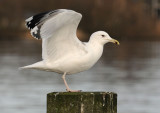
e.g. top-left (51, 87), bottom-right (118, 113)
top-left (101, 35), bottom-right (105, 37)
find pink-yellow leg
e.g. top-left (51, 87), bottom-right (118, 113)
top-left (62, 72), bottom-right (81, 92)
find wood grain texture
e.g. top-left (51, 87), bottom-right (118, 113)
top-left (47, 92), bottom-right (117, 113)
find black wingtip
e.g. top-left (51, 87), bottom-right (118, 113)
top-left (25, 9), bottom-right (62, 39)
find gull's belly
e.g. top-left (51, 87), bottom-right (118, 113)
top-left (62, 59), bottom-right (93, 74)
top-left (50, 54), bottom-right (98, 74)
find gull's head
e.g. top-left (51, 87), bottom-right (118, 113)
top-left (90, 31), bottom-right (120, 45)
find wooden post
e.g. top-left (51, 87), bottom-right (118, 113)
top-left (47, 92), bottom-right (117, 113)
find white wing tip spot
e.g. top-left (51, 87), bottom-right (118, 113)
top-left (26, 16), bottom-right (33, 22)
top-left (31, 26), bottom-right (38, 35)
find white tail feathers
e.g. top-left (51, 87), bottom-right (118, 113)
top-left (19, 65), bottom-right (33, 70)
top-left (19, 61), bottom-right (45, 70)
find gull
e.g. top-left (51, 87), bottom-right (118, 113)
top-left (20, 9), bottom-right (120, 92)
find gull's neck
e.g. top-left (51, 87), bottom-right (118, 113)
top-left (88, 38), bottom-right (104, 49)
top-left (87, 38), bottom-right (104, 63)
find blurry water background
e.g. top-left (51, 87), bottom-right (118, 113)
top-left (0, 40), bottom-right (160, 113)
top-left (1, 0), bottom-right (160, 113)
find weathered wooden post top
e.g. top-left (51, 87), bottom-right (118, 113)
top-left (47, 92), bottom-right (117, 113)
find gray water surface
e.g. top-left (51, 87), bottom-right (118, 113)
top-left (0, 40), bottom-right (160, 113)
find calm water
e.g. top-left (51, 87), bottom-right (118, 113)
top-left (0, 40), bottom-right (160, 113)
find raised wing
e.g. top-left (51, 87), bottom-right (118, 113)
top-left (25, 9), bottom-right (87, 61)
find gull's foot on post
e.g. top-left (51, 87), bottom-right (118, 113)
top-left (66, 88), bottom-right (82, 92)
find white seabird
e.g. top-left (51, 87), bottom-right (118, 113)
top-left (20, 9), bottom-right (120, 92)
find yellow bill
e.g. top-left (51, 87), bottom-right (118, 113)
top-left (110, 39), bottom-right (120, 45)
